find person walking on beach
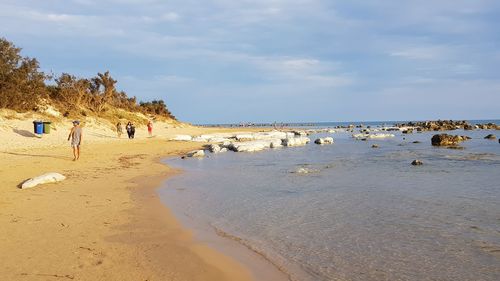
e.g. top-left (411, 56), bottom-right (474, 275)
top-left (147, 120), bottom-right (153, 137)
top-left (126, 122), bottom-right (132, 139)
top-left (126, 122), bottom-right (136, 139)
top-left (67, 120), bottom-right (82, 161)
top-left (116, 121), bottom-right (123, 138)
top-left (130, 122), bottom-right (136, 138)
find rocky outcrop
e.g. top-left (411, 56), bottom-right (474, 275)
top-left (431, 134), bottom-right (470, 146)
top-left (477, 123), bottom-right (500, 130)
top-left (396, 120), bottom-right (499, 131)
top-left (20, 173), bottom-right (66, 189)
top-left (314, 137), bottom-right (334, 145)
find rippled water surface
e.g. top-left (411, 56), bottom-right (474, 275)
top-left (159, 129), bottom-right (500, 281)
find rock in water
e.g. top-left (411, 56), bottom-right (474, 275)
top-left (371, 144), bottom-right (379, 148)
top-left (21, 173), bottom-right (66, 189)
top-left (282, 137), bottom-right (310, 147)
top-left (484, 134), bottom-right (496, 140)
top-left (209, 144), bottom-right (221, 153)
top-left (411, 160), bottom-right (423, 166)
top-left (314, 137), bottom-right (334, 145)
top-left (431, 134), bottom-right (470, 146)
top-left (186, 150), bottom-right (205, 158)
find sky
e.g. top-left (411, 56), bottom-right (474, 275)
top-left (1, 0), bottom-right (499, 123)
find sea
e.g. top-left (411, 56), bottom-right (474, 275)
top-left (159, 120), bottom-right (500, 281)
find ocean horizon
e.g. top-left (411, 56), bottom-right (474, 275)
top-left (198, 119), bottom-right (500, 127)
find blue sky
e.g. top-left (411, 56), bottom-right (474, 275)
top-left (1, 0), bottom-right (499, 123)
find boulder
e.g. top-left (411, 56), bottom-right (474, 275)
top-left (484, 134), bottom-right (496, 140)
top-left (411, 160), bottom-right (423, 166)
top-left (209, 144), bottom-right (221, 153)
top-left (282, 137), bottom-right (310, 147)
top-left (21, 173), bottom-right (66, 189)
top-left (314, 137), bottom-right (334, 145)
top-left (186, 150), bottom-right (205, 157)
top-left (431, 134), bottom-right (470, 146)
top-left (269, 139), bottom-right (283, 148)
top-left (229, 139), bottom-right (281, 152)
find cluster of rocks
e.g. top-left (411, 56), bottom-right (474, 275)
top-left (431, 134), bottom-right (471, 146)
top-left (396, 120), bottom-right (499, 131)
top-left (172, 129), bottom-right (338, 144)
top-left (178, 131), bottom-right (320, 157)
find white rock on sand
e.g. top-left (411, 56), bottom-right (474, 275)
top-left (314, 137), bottom-right (334, 145)
top-left (172, 135), bottom-right (193, 141)
top-left (21, 172), bottom-right (66, 189)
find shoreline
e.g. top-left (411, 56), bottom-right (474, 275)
top-left (0, 127), bottom-right (268, 281)
top-left (158, 157), bottom-right (291, 281)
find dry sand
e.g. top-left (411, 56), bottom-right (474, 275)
top-left (0, 114), bottom-right (275, 281)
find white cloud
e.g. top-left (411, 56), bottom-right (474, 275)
top-left (390, 46), bottom-right (451, 60)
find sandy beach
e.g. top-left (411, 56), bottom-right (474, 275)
top-left (0, 115), bottom-right (267, 281)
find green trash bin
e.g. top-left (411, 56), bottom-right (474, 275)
top-left (43, 122), bottom-right (52, 134)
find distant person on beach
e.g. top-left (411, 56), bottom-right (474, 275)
top-left (126, 122), bottom-right (135, 139)
top-left (116, 122), bottom-right (123, 138)
top-left (147, 120), bottom-right (153, 137)
top-left (67, 120), bottom-right (82, 161)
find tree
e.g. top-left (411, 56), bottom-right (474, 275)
top-left (88, 71), bottom-right (117, 112)
top-left (0, 37), bottom-right (48, 110)
top-left (53, 73), bottom-right (91, 110)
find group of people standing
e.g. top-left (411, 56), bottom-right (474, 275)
top-left (115, 120), bottom-right (153, 139)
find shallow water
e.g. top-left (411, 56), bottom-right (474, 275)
top-left (160, 129), bottom-right (500, 281)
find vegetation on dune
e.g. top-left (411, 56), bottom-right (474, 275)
top-left (0, 37), bottom-right (176, 121)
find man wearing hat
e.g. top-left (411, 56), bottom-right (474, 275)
top-left (68, 121), bottom-right (82, 161)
